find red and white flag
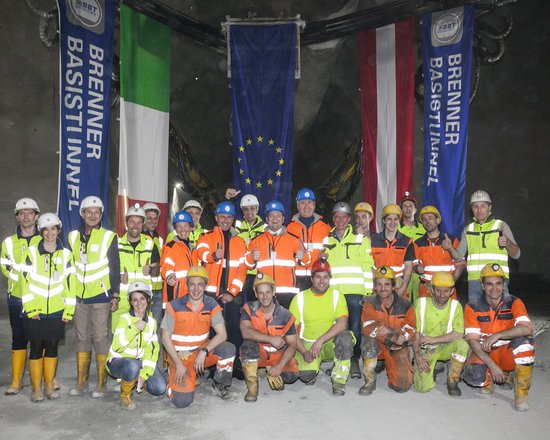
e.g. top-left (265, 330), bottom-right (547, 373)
top-left (359, 18), bottom-right (415, 231)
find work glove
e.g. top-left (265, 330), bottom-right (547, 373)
top-left (267, 374), bottom-right (284, 391)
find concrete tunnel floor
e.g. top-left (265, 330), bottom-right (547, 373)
top-left (1, 276), bottom-right (550, 439)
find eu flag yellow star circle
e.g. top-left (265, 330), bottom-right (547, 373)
top-left (236, 134), bottom-right (285, 188)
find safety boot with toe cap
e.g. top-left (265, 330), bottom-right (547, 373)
top-left (359, 357), bottom-right (377, 396)
top-left (243, 361), bottom-right (259, 402)
top-left (332, 382), bottom-right (346, 396)
top-left (446, 358), bottom-right (464, 397)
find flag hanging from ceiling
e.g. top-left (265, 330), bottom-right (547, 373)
top-left (57, 0), bottom-right (115, 238)
top-left (422, 6), bottom-right (474, 237)
top-left (118, 4), bottom-right (171, 237)
top-left (229, 24), bottom-right (297, 219)
top-left (359, 18), bottom-right (415, 232)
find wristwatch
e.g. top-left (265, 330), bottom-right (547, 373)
top-left (201, 347), bottom-right (209, 355)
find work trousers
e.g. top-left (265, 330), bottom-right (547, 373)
top-left (74, 302), bottom-right (111, 354)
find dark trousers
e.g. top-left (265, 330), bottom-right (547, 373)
top-left (8, 300), bottom-right (27, 350)
top-left (345, 294), bottom-right (364, 359)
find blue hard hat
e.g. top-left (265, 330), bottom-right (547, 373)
top-left (172, 210), bottom-right (194, 227)
top-left (215, 201), bottom-right (236, 216)
top-left (296, 188), bottom-right (315, 201)
top-left (265, 200), bottom-right (285, 215)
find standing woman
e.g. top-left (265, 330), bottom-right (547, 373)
top-left (19, 213), bottom-right (76, 402)
top-left (106, 281), bottom-right (165, 410)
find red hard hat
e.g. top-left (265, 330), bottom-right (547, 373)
top-left (311, 259), bottom-right (331, 275)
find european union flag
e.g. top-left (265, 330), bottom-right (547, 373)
top-left (230, 24), bottom-right (297, 220)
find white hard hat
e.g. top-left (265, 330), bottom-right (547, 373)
top-left (125, 203), bottom-right (146, 221)
top-left (15, 198), bottom-right (40, 214)
top-left (80, 196), bottom-right (104, 217)
top-left (470, 190), bottom-right (491, 205)
top-left (240, 194), bottom-right (259, 208)
top-left (37, 212), bottom-right (62, 231)
top-left (142, 202), bottom-right (161, 215)
top-left (127, 281), bottom-right (152, 301)
top-left (183, 200), bottom-right (202, 212)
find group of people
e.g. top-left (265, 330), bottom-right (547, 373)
top-left (1, 187), bottom-right (534, 412)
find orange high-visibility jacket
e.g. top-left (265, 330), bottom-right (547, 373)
top-left (195, 227), bottom-right (247, 296)
top-left (245, 229), bottom-right (311, 295)
top-left (161, 240), bottom-right (197, 307)
top-left (361, 293), bottom-right (416, 347)
top-left (370, 231), bottom-right (414, 277)
top-left (287, 214), bottom-right (331, 277)
top-left (413, 234), bottom-right (463, 282)
top-left (165, 295), bottom-right (222, 352)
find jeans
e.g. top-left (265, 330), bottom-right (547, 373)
top-left (8, 299), bottom-right (27, 350)
top-left (151, 289), bottom-right (163, 325)
top-left (107, 357), bottom-right (166, 395)
top-left (345, 294), bottom-right (364, 359)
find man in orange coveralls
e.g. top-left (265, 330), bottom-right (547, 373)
top-left (360, 266), bottom-right (415, 395)
top-left (239, 272), bottom-right (299, 402)
top-left (161, 266), bottom-right (236, 408)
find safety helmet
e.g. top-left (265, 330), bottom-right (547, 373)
top-left (265, 200), bottom-right (285, 215)
top-left (240, 194), bottom-right (259, 208)
top-left (15, 198), bottom-right (40, 214)
top-left (374, 266), bottom-right (395, 280)
top-left (127, 281), bottom-right (153, 302)
top-left (480, 263), bottom-right (505, 280)
top-left (125, 203), bottom-right (146, 221)
top-left (253, 272), bottom-right (276, 290)
top-left (183, 200), bottom-right (203, 212)
top-left (172, 210), bottom-right (194, 227)
top-left (296, 188), bottom-right (315, 202)
top-left (399, 191), bottom-right (417, 207)
top-left (354, 202), bottom-right (373, 216)
top-left (187, 265), bottom-right (209, 282)
top-left (215, 201), bottom-right (236, 217)
top-left (470, 190), bottom-right (491, 205)
top-left (142, 202), bottom-right (161, 215)
top-left (381, 204), bottom-right (402, 219)
top-left (419, 205), bottom-right (441, 220)
top-left (311, 259), bottom-right (332, 276)
top-left (80, 196), bottom-right (104, 217)
top-left (431, 272), bottom-right (455, 288)
top-left (37, 213), bottom-right (62, 231)
top-left (332, 201), bottom-right (352, 215)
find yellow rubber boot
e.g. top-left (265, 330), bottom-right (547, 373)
top-left (92, 354), bottom-right (108, 398)
top-left (120, 380), bottom-right (137, 410)
top-left (5, 349), bottom-right (27, 395)
top-left (514, 364), bottom-right (533, 411)
top-left (447, 358), bottom-right (465, 397)
top-left (359, 357), bottom-right (377, 396)
top-left (43, 357), bottom-right (60, 399)
top-left (243, 361), bottom-right (259, 402)
top-left (29, 358), bottom-right (44, 402)
top-left (70, 352), bottom-right (91, 396)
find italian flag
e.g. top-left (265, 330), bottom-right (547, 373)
top-left (118, 4), bottom-right (171, 237)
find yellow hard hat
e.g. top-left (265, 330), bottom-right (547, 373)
top-left (187, 265), bottom-right (209, 281)
top-left (431, 272), bottom-right (454, 288)
top-left (253, 272), bottom-right (275, 290)
top-left (355, 202), bottom-right (374, 216)
top-left (480, 263), bottom-right (505, 280)
top-left (419, 205), bottom-right (441, 220)
top-left (374, 266), bottom-right (395, 280)
top-left (381, 204), bottom-right (402, 219)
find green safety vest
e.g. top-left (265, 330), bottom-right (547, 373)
top-left (166, 224), bottom-right (207, 248)
top-left (69, 227), bottom-right (117, 300)
top-left (465, 217), bottom-right (508, 281)
top-left (1, 231), bottom-right (41, 298)
top-left (107, 312), bottom-right (159, 381)
top-left (19, 243), bottom-right (76, 320)
top-left (118, 233), bottom-right (154, 312)
top-left (322, 225), bottom-right (375, 295)
top-left (235, 216), bottom-right (265, 275)
top-left (398, 221), bottom-right (426, 241)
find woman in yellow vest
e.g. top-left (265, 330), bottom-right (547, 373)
top-left (106, 281), bottom-right (165, 410)
top-left (19, 213), bottom-right (76, 402)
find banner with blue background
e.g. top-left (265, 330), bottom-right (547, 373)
top-left (422, 6), bottom-right (474, 237)
top-left (230, 23), bottom-right (297, 220)
top-left (57, 0), bottom-right (114, 237)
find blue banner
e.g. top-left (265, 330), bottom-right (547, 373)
top-left (230, 24), bottom-right (297, 220)
top-left (422, 6), bottom-right (474, 237)
top-left (57, 0), bottom-right (114, 237)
